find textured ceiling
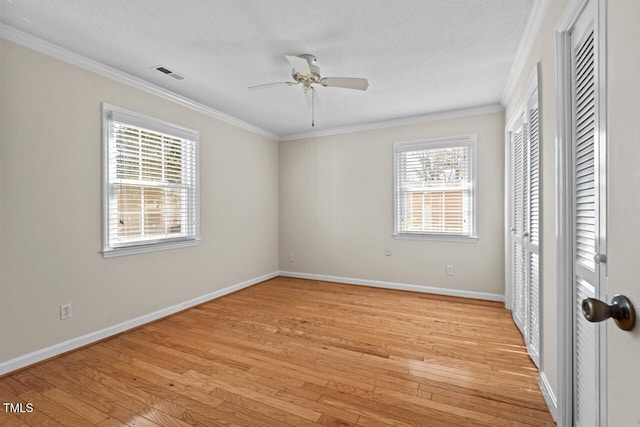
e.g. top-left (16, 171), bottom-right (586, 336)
top-left (1, 0), bottom-right (534, 137)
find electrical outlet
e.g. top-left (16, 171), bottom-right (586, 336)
top-left (289, 254), bottom-right (295, 262)
top-left (60, 303), bottom-right (72, 320)
top-left (384, 247), bottom-right (392, 256)
top-left (446, 265), bottom-right (454, 276)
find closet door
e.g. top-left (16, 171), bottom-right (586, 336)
top-left (507, 73), bottom-right (540, 367)
top-left (525, 94), bottom-right (540, 365)
top-left (510, 118), bottom-right (527, 335)
top-left (571, 2), bottom-right (602, 424)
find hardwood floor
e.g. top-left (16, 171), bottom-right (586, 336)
top-left (0, 277), bottom-right (555, 426)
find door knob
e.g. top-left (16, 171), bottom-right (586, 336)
top-left (523, 231), bottom-right (529, 238)
top-left (582, 295), bottom-right (636, 331)
top-left (594, 253), bottom-right (606, 264)
top-left (511, 227), bottom-right (516, 232)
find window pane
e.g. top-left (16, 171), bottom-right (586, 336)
top-left (114, 126), bottom-right (141, 180)
top-left (143, 187), bottom-right (165, 236)
top-left (114, 184), bottom-right (185, 242)
top-left (105, 105), bottom-right (198, 253)
top-left (395, 137), bottom-right (475, 237)
top-left (404, 190), bottom-right (466, 233)
top-left (117, 184), bottom-right (142, 238)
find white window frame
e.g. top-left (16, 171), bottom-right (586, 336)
top-left (102, 103), bottom-right (200, 258)
top-left (393, 134), bottom-right (478, 242)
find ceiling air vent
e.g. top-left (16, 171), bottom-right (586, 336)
top-left (152, 65), bottom-right (186, 81)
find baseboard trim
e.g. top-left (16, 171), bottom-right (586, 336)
top-left (278, 271), bottom-right (505, 302)
top-left (540, 371), bottom-right (558, 422)
top-left (0, 271), bottom-right (278, 376)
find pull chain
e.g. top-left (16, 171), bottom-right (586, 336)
top-left (311, 88), bottom-right (315, 127)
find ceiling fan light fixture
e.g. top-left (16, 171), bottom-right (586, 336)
top-left (249, 54), bottom-right (369, 127)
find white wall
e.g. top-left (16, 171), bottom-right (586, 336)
top-left (0, 40), bottom-right (279, 363)
top-left (279, 111), bottom-right (505, 296)
top-left (605, 0), bottom-right (640, 424)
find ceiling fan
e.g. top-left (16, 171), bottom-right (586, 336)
top-left (249, 54), bottom-right (369, 127)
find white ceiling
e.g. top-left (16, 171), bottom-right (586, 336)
top-left (1, 0), bottom-right (534, 138)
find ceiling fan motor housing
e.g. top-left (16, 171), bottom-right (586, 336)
top-left (292, 54), bottom-right (321, 84)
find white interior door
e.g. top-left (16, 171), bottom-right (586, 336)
top-left (570, 1), bottom-right (603, 425)
top-left (507, 76), bottom-right (540, 367)
top-left (557, 0), bottom-right (607, 424)
top-left (526, 94), bottom-right (540, 364)
top-left (510, 118), bottom-right (527, 334)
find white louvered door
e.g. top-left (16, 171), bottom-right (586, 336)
top-left (508, 77), bottom-right (540, 367)
top-left (525, 93), bottom-right (540, 365)
top-left (510, 119), bottom-right (527, 334)
top-left (571, 2), bottom-right (602, 425)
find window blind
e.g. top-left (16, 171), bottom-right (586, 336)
top-left (104, 105), bottom-right (198, 254)
top-left (395, 136), bottom-right (475, 237)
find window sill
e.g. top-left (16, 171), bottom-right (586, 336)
top-left (393, 233), bottom-right (478, 243)
top-left (103, 239), bottom-right (200, 258)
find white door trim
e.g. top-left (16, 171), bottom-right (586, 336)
top-left (595, 2), bottom-right (608, 426)
top-left (555, 0), bottom-right (607, 425)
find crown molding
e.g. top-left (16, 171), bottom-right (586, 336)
top-left (500, 0), bottom-right (551, 107)
top-left (1, 24), bottom-right (511, 143)
top-left (279, 103), bottom-right (504, 141)
top-left (0, 25), bottom-right (279, 141)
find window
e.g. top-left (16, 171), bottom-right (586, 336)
top-left (102, 104), bottom-right (199, 257)
top-left (394, 135), bottom-right (477, 240)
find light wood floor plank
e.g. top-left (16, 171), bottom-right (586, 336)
top-left (0, 277), bottom-right (554, 426)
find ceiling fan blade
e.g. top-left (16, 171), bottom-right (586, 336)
top-left (318, 77), bottom-right (369, 91)
top-left (304, 87), bottom-right (321, 109)
top-left (248, 81), bottom-right (298, 90)
top-left (285, 55), bottom-right (311, 75)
